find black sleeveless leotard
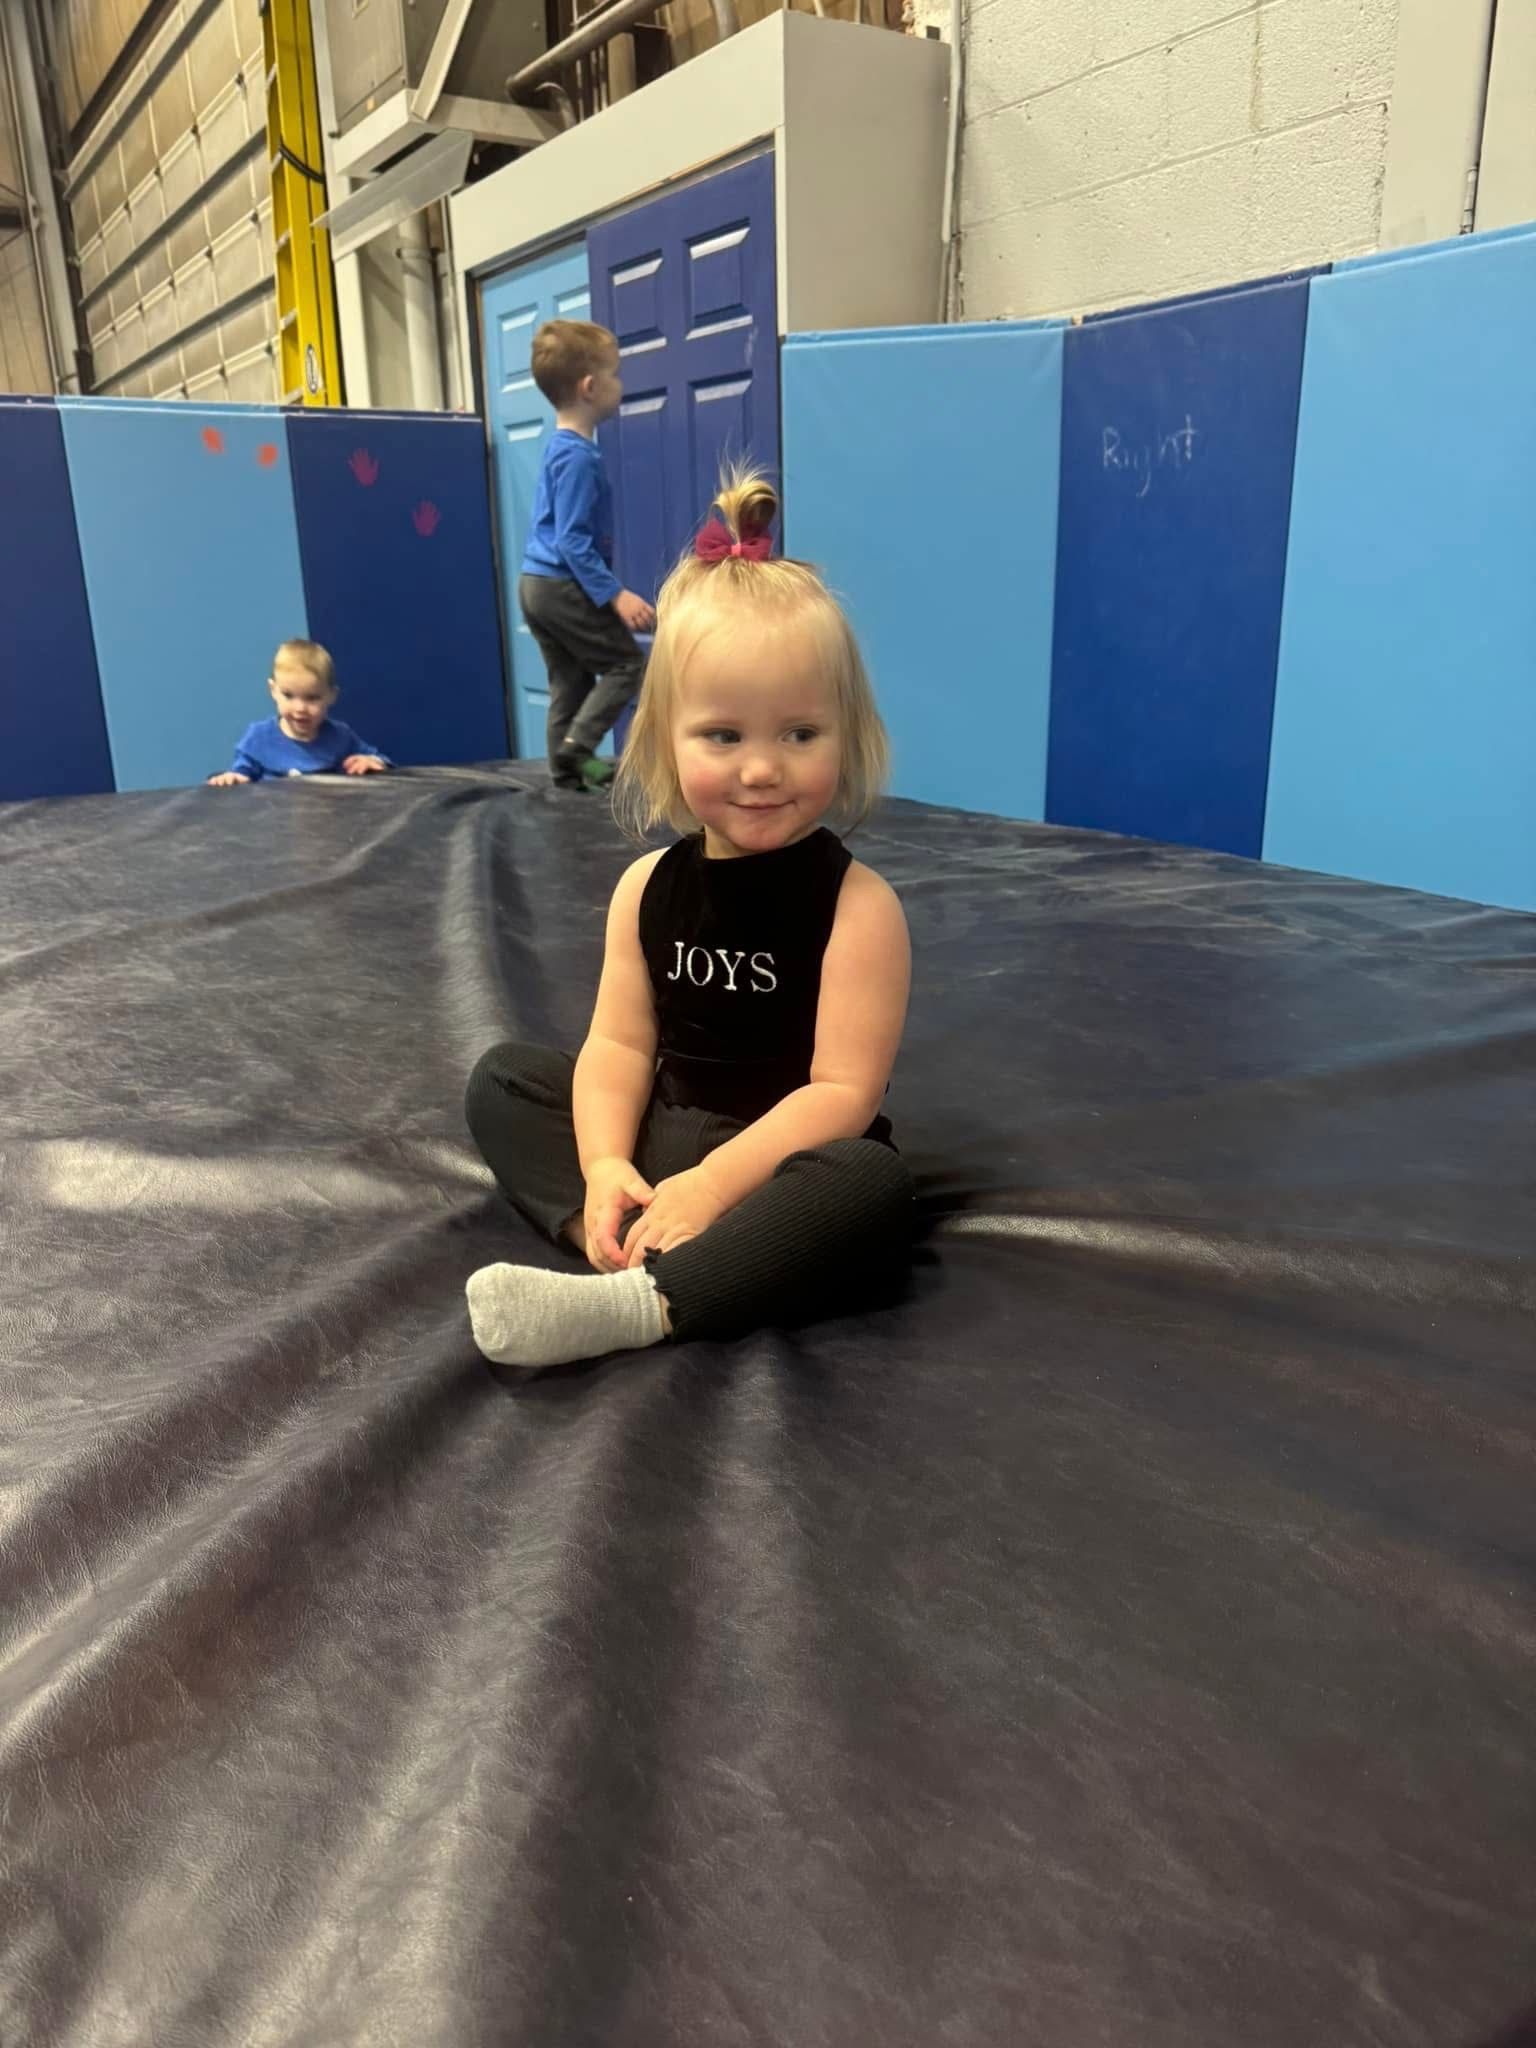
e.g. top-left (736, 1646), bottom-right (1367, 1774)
top-left (638, 827), bottom-right (855, 1125)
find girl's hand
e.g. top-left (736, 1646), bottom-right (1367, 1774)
top-left (343, 754), bottom-right (388, 775)
top-left (208, 772), bottom-right (249, 787)
top-left (622, 1167), bottom-right (728, 1267)
top-left (583, 1156), bottom-right (654, 1273)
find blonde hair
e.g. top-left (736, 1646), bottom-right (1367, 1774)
top-left (613, 468), bottom-right (889, 840)
top-left (530, 318), bottom-right (619, 405)
top-left (273, 639), bottom-right (336, 693)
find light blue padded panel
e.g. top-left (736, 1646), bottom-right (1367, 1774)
top-left (1335, 220), bottom-right (1536, 271)
top-left (782, 322), bottom-right (1064, 819)
top-left (59, 399), bottom-right (309, 791)
top-left (1264, 229), bottom-right (1536, 910)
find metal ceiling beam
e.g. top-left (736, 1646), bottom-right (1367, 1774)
top-left (331, 85), bottom-right (556, 178)
top-left (408, 0), bottom-right (476, 123)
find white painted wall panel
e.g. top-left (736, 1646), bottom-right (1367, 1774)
top-left (779, 13), bottom-right (947, 331)
top-left (1476, 0), bottom-right (1536, 232)
top-left (1378, 0), bottom-right (1493, 247)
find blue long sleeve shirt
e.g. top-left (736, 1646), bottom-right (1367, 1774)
top-left (520, 428), bottom-right (622, 609)
top-left (228, 717), bottom-right (388, 780)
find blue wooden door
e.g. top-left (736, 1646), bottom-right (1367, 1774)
top-left (481, 243), bottom-right (591, 757)
top-left (588, 152), bottom-right (779, 603)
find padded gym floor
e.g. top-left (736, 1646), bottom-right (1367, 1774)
top-left (3, 766), bottom-right (1532, 2047)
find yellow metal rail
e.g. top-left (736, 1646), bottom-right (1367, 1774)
top-left (262, 0), bottom-right (342, 405)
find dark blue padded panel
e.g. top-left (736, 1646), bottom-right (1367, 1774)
top-left (1047, 276), bottom-right (1312, 858)
top-left (0, 398), bottom-right (114, 801)
top-left (1265, 229), bottom-right (1536, 911)
top-left (59, 398), bottom-right (308, 792)
top-left (286, 411), bottom-right (509, 764)
top-left (782, 322), bottom-right (1064, 819)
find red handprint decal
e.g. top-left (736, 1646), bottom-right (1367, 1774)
top-left (200, 426), bottom-right (225, 454)
top-left (349, 448), bottom-right (379, 487)
top-left (256, 442), bottom-right (279, 467)
top-left (412, 500), bottom-right (440, 537)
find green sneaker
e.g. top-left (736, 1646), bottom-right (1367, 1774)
top-left (579, 755), bottom-right (616, 790)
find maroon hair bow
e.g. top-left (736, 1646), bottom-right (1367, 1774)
top-left (695, 517), bottom-right (773, 563)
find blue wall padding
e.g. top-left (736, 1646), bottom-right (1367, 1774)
top-left (782, 323), bottom-right (1064, 818)
top-left (1264, 229), bottom-right (1536, 911)
top-left (1047, 275), bottom-right (1313, 858)
top-left (1335, 220), bottom-right (1536, 272)
top-left (285, 411), bottom-right (508, 765)
top-left (0, 399), bottom-right (114, 802)
top-left (59, 399), bottom-right (309, 791)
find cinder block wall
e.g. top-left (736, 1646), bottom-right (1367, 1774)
top-left (938, 0), bottom-right (1399, 318)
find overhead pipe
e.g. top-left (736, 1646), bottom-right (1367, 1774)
top-left (937, 0), bottom-right (963, 320)
top-left (396, 208), bottom-right (445, 411)
top-left (1, 0), bottom-right (81, 388)
top-left (509, 0), bottom-right (737, 99)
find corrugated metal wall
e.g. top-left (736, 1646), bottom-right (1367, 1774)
top-left (66, 0), bottom-right (277, 399)
top-left (54, 0), bottom-right (154, 123)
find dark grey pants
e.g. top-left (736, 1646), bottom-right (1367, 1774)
top-left (519, 574), bottom-right (645, 779)
top-left (464, 1041), bottom-right (915, 1343)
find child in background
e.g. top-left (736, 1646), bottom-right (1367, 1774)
top-left (464, 470), bottom-right (914, 1370)
top-left (520, 319), bottom-right (655, 792)
top-left (209, 640), bottom-right (388, 785)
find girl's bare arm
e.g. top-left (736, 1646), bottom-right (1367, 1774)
top-left (572, 852), bottom-right (663, 1174)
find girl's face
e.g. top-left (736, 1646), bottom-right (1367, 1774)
top-left (672, 617), bottom-right (842, 859)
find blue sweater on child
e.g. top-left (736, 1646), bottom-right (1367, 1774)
top-left (228, 717), bottom-right (387, 780)
top-left (520, 428), bottom-right (620, 610)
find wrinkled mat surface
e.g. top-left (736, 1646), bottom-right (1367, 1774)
top-left (2, 767), bottom-right (1533, 2048)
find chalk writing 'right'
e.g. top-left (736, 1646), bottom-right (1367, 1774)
top-left (1102, 416), bottom-right (1200, 497)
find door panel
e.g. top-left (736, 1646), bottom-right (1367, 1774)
top-left (481, 245), bottom-right (591, 758)
top-left (589, 153), bottom-right (779, 604)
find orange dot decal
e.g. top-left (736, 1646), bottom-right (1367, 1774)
top-left (201, 426), bottom-right (225, 454)
top-left (256, 443), bottom-right (279, 467)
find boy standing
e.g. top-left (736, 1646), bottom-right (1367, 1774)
top-left (520, 320), bottom-right (655, 791)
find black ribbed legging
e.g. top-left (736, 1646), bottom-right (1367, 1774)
top-left (464, 1041), bottom-right (915, 1343)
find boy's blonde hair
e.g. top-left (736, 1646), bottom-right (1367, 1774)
top-left (273, 639), bottom-right (336, 693)
top-left (614, 468), bottom-right (890, 841)
top-left (530, 319), bottom-right (619, 406)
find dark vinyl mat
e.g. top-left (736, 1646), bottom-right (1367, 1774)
top-left (2, 766), bottom-right (1533, 2048)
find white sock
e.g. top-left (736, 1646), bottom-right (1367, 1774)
top-left (466, 1261), bottom-right (667, 1368)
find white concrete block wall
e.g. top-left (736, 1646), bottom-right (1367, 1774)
top-left (956, 0), bottom-right (1399, 319)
